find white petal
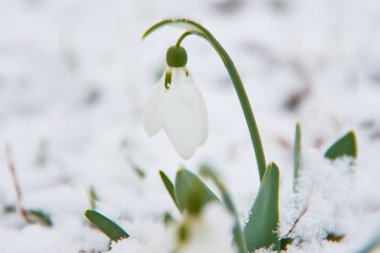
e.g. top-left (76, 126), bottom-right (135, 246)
top-left (143, 75), bottom-right (165, 137)
top-left (160, 68), bottom-right (208, 159)
top-left (181, 70), bottom-right (208, 145)
top-left (189, 73), bottom-right (208, 145)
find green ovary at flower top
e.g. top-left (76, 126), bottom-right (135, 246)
top-left (143, 45), bottom-right (208, 160)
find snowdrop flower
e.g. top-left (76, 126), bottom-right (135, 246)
top-left (143, 46), bottom-right (208, 160)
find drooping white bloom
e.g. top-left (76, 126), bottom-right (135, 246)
top-left (143, 67), bottom-right (208, 160)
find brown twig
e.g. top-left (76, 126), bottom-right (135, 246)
top-left (285, 205), bottom-right (308, 237)
top-left (5, 145), bottom-right (32, 224)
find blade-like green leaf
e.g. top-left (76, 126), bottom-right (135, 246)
top-left (159, 170), bottom-right (178, 209)
top-left (27, 209), bottom-right (52, 226)
top-left (293, 122), bottom-right (302, 192)
top-left (132, 163), bottom-right (145, 179)
top-left (324, 131), bottom-right (357, 160)
top-left (175, 168), bottom-right (219, 214)
top-left (88, 186), bottom-right (98, 211)
top-left (4, 205), bottom-right (16, 213)
top-left (163, 211), bottom-right (176, 225)
top-left (85, 210), bottom-right (129, 241)
top-left (199, 165), bottom-right (248, 253)
top-left (326, 232), bottom-right (345, 242)
top-left (244, 162), bottom-right (280, 251)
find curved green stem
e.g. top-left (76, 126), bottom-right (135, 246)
top-left (143, 19), bottom-right (267, 181)
top-left (176, 31), bottom-right (198, 47)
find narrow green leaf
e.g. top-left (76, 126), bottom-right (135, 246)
top-left (199, 165), bottom-right (248, 253)
top-left (325, 131), bottom-right (357, 160)
top-left (27, 209), bottom-right (52, 226)
top-left (132, 164), bottom-right (145, 179)
top-left (244, 162), bottom-right (280, 251)
top-left (177, 222), bottom-right (190, 244)
top-left (127, 158), bottom-right (146, 179)
top-left (107, 239), bottom-right (112, 251)
top-left (293, 122), bottom-right (302, 192)
top-left (175, 168), bottom-right (219, 214)
top-left (159, 170), bottom-right (178, 209)
top-left (88, 186), bottom-right (98, 211)
top-left (4, 205), bottom-right (16, 213)
top-left (36, 139), bottom-right (49, 167)
top-left (85, 210), bottom-right (129, 241)
top-left (326, 232), bottom-right (345, 242)
top-left (163, 211), bottom-right (176, 225)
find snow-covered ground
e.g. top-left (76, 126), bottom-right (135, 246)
top-left (0, 0), bottom-right (380, 252)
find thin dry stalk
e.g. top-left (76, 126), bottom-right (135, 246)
top-left (285, 205), bottom-right (308, 237)
top-left (5, 145), bottom-right (32, 224)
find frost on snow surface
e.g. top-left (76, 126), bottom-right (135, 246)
top-left (0, 0), bottom-right (380, 252)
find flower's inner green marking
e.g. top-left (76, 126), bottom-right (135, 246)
top-left (166, 46), bottom-right (187, 68)
top-left (165, 69), bottom-right (172, 90)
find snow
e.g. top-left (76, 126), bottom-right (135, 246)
top-left (110, 204), bottom-right (234, 253)
top-left (1, 0), bottom-right (380, 252)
